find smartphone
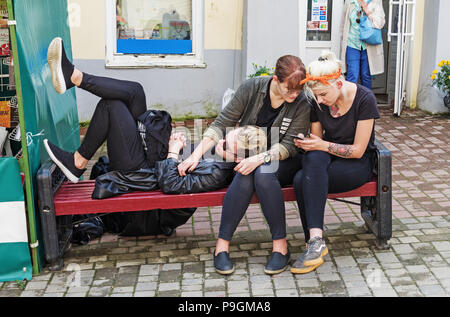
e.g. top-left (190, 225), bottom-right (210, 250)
top-left (288, 134), bottom-right (309, 140)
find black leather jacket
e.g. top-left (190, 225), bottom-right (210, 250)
top-left (92, 158), bottom-right (236, 199)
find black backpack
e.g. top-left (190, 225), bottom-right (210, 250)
top-left (137, 110), bottom-right (172, 167)
top-left (89, 156), bottom-right (110, 180)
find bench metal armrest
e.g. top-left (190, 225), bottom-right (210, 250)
top-left (36, 159), bottom-right (71, 270)
top-left (373, 139), bottom-right (392, 242)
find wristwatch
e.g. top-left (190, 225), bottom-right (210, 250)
top-left (263, 152), bottom-right (272, 164)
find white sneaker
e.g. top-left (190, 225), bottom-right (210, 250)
top-left (47, 37), bottom-right (74, 94)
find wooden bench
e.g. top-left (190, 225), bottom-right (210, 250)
top-left (37, 140), bottom-right (392, 271)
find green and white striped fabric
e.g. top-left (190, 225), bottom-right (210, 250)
top-left (0, 157), bottom-right (32, 282)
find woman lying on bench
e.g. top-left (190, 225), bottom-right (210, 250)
top-left (92, 128), bottom-right (266, 199)
top-left (290, 51), bottom-right (380, 274)
top-left (42, 38), bottom-right (266, 196)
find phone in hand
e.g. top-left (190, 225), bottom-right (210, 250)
top-left (288, 134), bottom-right (309, 140)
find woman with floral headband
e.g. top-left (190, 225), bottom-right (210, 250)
top-left (290, 51), bottom-right (380, 274)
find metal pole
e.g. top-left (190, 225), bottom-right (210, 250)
top-left (7, 0), bottom-right (40, 275)
top-left (394, 0), bottom-right (404, 115)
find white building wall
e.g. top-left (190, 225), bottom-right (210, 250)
top-left (245, 0), bottom-right (300, 76)
top-left (417, 0), bottom-right (450, 113)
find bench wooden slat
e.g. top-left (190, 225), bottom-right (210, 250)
top-left (53, 178), bottom-right (377, 216)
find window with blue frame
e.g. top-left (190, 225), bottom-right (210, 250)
top-left (116, 0), bottom-right (192, 55)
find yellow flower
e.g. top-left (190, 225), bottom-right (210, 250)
top-left (438, 62), bottom-right (444, 68)
top-left (260, 73), bottom-right (269, 77)
top-left (447, 60), bottom-right (450, 65)
top-left (432, 70), bottom-right (438, 74)
top-left (448, 76), bottom-right (450, 80)
top-left (431, 75), bottom-right (436, 80)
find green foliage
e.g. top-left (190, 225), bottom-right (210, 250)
top-left (16, 280), bottom-right (26, 290)
top-left (152, 103), bottom-right (164, 110)
top-left (79, 121), bottom-right (90, 128)
top-left (203, 102), bottom-right (219, 118)
top-left (248, 62), bottom-right (275, 79)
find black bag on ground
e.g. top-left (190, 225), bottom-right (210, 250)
top-left (117, 208), bottom-right (196, 237)
top-left (71, 215), bottom-right (104, 245)
top-left (137, 110), bottom-right (172, 167)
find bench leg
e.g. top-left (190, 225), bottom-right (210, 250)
top-left (37, 161), bottom-right (71, 271)
top-left (360, 196), bottom-right (392, 250)
top-left (39, 206), bottom-right (62, 269)
top-left (372, 140), bottom-right (393, 249)
top-left (360, 196), bottom-right (377, 233)
top-left (48, 258), bottom-right (65, 271)
top-left (375, 238), bottom-right (390, 250)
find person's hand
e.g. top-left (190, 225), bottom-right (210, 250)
top-left (294, 133), bottom-right (328, 152)
top-left (357, 0), bottom-right (370, 15)
top-left (234, 155), bottom-right (263, 176)
top-left (215, 139), bottom-right (226, 159)
top-left (357, 0), bottom-right (366, 8)
top-left (177, 153), bottom-right (201, 176)
top-left (169, 132), bottom-right (187, 154)
top-left (215, 139), bottom-right (243, 163)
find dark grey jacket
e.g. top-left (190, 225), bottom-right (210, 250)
top-left (204, 76), bottom-right (311, 160)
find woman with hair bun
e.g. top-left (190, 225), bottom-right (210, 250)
top-left (290, 51), bottom-right (380, 274)
top-left (178, 55), bottom-right (311, 275)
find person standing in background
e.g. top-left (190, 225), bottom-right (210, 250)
top-left (340, 0), bottom-right (386, 89)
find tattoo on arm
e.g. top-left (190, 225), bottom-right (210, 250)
top-left (328, 143), bottom-right (353, 158)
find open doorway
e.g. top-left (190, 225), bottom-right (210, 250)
top-left (372, 0), bottom-right (391, 105)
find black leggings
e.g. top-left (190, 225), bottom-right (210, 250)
top-left (218, 154), bottom-right (303, 241)
top-left (77, 73), bottom-right (148, 172)
top-left (293, 151), bottom-right (374, 242)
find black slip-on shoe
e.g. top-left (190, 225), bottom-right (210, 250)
top-left (47, 37), bottom-right (75, 94)
top-left (214, 250), bottom-right (235, 275)
top-left (44, 139), bottom-right (85, 183)
top-left (264, 251), bottom-right (290, 275)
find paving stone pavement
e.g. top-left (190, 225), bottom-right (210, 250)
top-left (1, 107), bottom-right (449, 297)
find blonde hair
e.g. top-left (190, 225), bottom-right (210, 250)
top-left (236, 126), bottom-right (267, 155)
top-left (303, 50), bottom-right (345, 103)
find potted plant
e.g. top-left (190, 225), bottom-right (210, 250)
top-left (430, 60), bottom-right (450, 110)
top-left (248, 63), bottom-right (275, 78)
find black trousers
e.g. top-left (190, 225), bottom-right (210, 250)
top-left (293, 151), bottom-right (374, 242)
top-left (218, 153), bottom-right (303, 241)
top-left (77, 73), bottom-right (148, 172)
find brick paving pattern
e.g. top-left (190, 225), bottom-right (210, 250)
top-left (1, 107), bottom-right (449, 297)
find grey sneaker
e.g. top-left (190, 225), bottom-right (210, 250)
top-left (303, 237), bottom-right (328, 267)
top-left (290, 249), bottom-right (324, 274)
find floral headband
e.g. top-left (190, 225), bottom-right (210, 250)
top-left (299, 68), bottom-right (342, 87)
